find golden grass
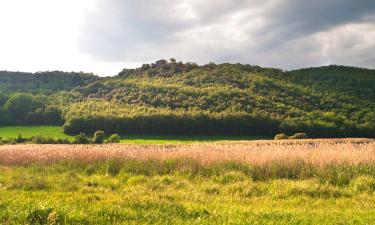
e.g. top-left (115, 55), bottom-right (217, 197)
top-left (0, 138), bottom-right (373, 166)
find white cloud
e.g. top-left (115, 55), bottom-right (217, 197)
top-left (78, 0), bottom-right (375, 70)
top-left (0, 0), bottom-right (137, 76)
top-left (0, 0), bottom-right (375, 75)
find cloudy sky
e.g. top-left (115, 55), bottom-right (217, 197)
top-left (1, 0), bottom-right (375, 76)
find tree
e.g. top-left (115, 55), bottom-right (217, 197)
top-left (108, 134), bottom-right (121, 143)
top-left (0, 92), bottom-right (8, 106)
top-left (73, 133), bottom-right (91, 144)
top-left (93, 130), bottom-right (105, 144)
top-left (3, 93), bottom-right (40, 121)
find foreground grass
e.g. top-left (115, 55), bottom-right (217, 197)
top-left (1, 160), bottom-right (375, 225)
top-left (0, 141), bottom-right (374, 224)
top-left (0, 126), bottom-right (269, 144)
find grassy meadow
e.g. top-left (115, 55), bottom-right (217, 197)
top-left (0, 126), bottom-right (269, 144)
top-left (0, 140), bottom-right (374, 224)
top-left (0, 126), bottom-right (72, 140)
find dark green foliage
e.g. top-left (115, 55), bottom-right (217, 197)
top-left (108, 134), bottom-right (121, 143)
top-left (0, 135), bottom-right (71, 145)
top-left (63, 63), bottom-right (375, 137)
top-left (0, 133), bottom-right (120, 145)
top-left (62, 101), bottom-right (279, 135)
top-left (0, 93), bottom-right (62, 125)
top-left (15, 134), bottom-right (27, 143)
top-left (0, 92), bottom-right (8, 106)
top-left (4, 93), bottom-right (39, 120)
top-left (0, 62), bottom-right (374, 137)
top-left (0, 71), bottom-right (97, 126)
top-left (30, 135), bottom-right (70, 144)
top-left (73, 133), bottom-right (91, 144)
top-left (93, 130), bottom-right (105, 144)
top-left (0, 71), bottom-right (98, 94)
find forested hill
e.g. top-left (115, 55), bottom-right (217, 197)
top-left (0, 71), bottom-right (98, 94)
top-left (0, 60), bottom-right (374, 137)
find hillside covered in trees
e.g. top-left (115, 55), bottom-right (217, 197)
top-left (0, 60), bottom-right (374, 137)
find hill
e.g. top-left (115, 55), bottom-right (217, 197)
top-left (0, 60), bottom-right (374, 137)
top-left (0, 71), bottom-right (98, 94)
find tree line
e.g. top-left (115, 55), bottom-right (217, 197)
top-left (0, 93), bottom-right (61, 126)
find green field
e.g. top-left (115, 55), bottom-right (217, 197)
top-left (0, 126), bottom-right (72, 140)
top-left (1, 161), bottom-right (375, 224)
top-left (0, 126), bottom-right (269, 144)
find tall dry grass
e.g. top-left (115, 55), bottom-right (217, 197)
top-left (0, 139), bottom-right (373, 166)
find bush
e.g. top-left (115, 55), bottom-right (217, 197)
top-left (289, 133), bottom-right (308, 139)
top-left (15, 134), bottom-right (27, 143)
top-left (30, 135), bottom-right (59, 144)
top-left (274, 133), bottom-right (288, 140)
top-left (31, 135), bottom-right (48, 144)
top-left (56, 138), bottom-right (71, 144)
top-left (4, 93), bottom-right (39, 121)
top-left (73, 133), bottom-right (91, 144)
top-left (93, 130), bottom-right (105, 144)
top-left (107, 134), bottom-right (121, 143)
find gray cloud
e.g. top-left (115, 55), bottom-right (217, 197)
top-left (79, 0), bottom-right (375, 69)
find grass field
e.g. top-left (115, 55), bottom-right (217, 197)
top-left (0, 139), bottom-right (374, 224)
top-left (0, 126), bottom-right (72, 140)
top-left (0, 126), bottom-right (270, 144)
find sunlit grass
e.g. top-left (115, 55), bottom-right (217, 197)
top-left (0, 160), bottom-right (375, 224)
top-left (0, 140), bottom-right (374, 224)
top-left (0, 126), bottom-right (72, 140)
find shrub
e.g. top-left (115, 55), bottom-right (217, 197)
top-left (15, 134), bottom-right (27, 143)
top-left (30, 135), bottom-right (46, 144)
top-left (73, 133), bottom-right (91, 144)
top-left (93, 130), bottom-right (105, 144)
top-left (56, 138), bottom-right (71, 144)
top-left (30, 135), bottom-right (57, 144)
top-left (289, 133), bottom-right (308, 139)
top-left (107, 134), bottom-right (121, 143)
top-left (274, 133), bottom-right (288, 140)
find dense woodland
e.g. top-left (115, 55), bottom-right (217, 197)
top-left (0, 60), bottom-right (374, 137)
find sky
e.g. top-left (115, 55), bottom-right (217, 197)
top-left (0, 0), bottom-right (375, 76)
